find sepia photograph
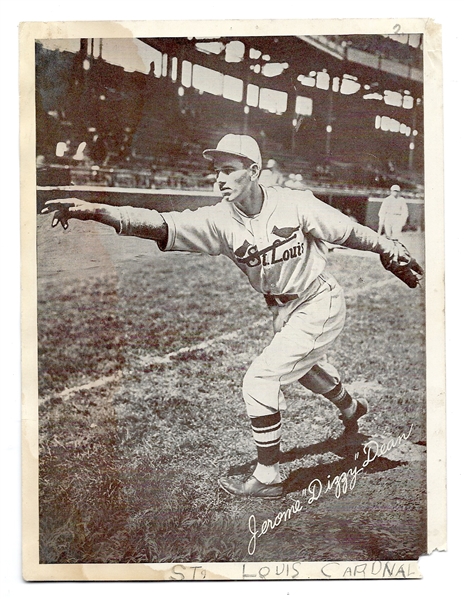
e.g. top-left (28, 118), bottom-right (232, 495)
top-left (18, 16), bottom-right (446, 582)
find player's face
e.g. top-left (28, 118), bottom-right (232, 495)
top-left (213, 157), bottom-right (254, 204)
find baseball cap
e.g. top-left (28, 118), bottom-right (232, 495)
top-left (390, 184), bottom-right (401, 191)
top-left (203, 134), bottom-right (262, 169)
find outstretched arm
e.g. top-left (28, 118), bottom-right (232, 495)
top-left (342, 222), bottom-right (423, 288)
top-left (41, 199), bottom-right (169, 246)
top-left (42, 198), bottom-right (122, 231)
top-left (298, 192), bottom-right (423, 287)
top-left (343, 222), bottom-right (398, 257)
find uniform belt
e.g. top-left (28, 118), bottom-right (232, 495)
top-left (264, 293), bottom-right (299, 307)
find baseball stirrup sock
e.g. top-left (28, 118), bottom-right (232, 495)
top-left (250, 412), bottom-right (281, 465)
top-left (323, 383), bottom-right (356, 417)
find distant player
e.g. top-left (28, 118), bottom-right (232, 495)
top-left (42, 134), bottom-right (423, 499)
top-left (378, 184), bottom-right (409, 240)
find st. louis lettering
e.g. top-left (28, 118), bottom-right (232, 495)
top-left (269, 238), bottom-right (304, 265)
top-left (236, 233), bottom-right (304, 268)
top-left (169, 564), bottom-right (207, 580)
top-left (242, 562), bottom-right (301, 579)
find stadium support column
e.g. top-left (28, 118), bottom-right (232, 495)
top-left (325, 85), bottom-right (334, 159)
top-left (242, 41), bottom-right (250, 135)
top-left (408, 99), bottom-right (418, 172)
top-left (287, 76), bottom-right (297, 154)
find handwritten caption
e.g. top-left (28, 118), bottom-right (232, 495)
top-left (165, 426), bottom-right (416, 581)
top-left (167, 560), bottom-right (418, 580)
top-left (248, 425), bottom-right (413, 556)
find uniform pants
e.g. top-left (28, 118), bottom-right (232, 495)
top-left (242, 274), bottom-right (346, 418)
top-left (384, 215), bottom-right (407, 240)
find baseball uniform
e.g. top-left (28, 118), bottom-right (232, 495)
top-left (378, 192), bottom-right (409, 239)
top-left (119, 185), bottom-right (390, 419)
top-left (43, 132), bottom-right (422, 497)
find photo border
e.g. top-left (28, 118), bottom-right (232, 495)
top-left (20, 17), bottom-right (446, 581)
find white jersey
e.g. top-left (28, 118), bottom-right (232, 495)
top-left (117, 184), bottom-right (393, 417)
top-left (119, 185), bottom-right (388, 299)
top-left (160, 186), bottom-right (353, 297)
top-left (378, 194), bottom-right (409, 220)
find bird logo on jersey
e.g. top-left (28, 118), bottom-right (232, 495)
top-left (234, 226), bottom-right (304, 268)
top-left (272, 225), bottom-right (299, 239)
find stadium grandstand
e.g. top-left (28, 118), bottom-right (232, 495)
top-left (36, 34), bottom-right (424, 229)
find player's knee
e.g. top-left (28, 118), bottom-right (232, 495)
top-left (242, 363), bottom-right (260, 399)
top-left (242, 362), bottom-right (281, 417)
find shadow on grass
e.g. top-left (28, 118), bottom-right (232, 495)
top-left (228, 431), bottom-right (369, 475)
top-left (282, 431), bottom-right (369, 463)
top-left (283, 455), bottom-right (407, 495)
top-left (226, 431), bottom-right (407, 497)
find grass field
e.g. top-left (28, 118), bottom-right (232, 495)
top-left (37, 216), bottom-right (426, 565)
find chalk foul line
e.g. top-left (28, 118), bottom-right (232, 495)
top-left (41, 276), bottom-right (395, 403)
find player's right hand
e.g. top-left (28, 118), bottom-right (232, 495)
top-left (41, 198), bottom-right (91, 230)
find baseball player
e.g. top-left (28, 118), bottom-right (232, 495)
top-left (378, 184), bottom-right (409, 240)
top-left (42, 134), bottom-right (423, 499)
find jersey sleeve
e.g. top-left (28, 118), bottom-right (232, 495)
top-left (297, 191), bottom-right (354, 244)
top-left (294, 189), bottom-right (396, 256)
top-left (161, 204), bottom-right (225, 255)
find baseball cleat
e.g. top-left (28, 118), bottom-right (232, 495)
top-left (218, 475), bottom-right (284, 499)
top-left (339, 397), bottom-right (369, 434)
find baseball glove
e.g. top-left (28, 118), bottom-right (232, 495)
top-left (380, 240), bottom-right (424, 288)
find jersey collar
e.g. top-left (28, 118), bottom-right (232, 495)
top-left (225, 185), bottom-right (277, 223)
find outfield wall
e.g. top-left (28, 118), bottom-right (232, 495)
top-left (36, 186), bottom-right (221, 214)
top-left (37, 186), bottom-right (424, 231)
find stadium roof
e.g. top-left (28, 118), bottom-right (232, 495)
top-left (300, 35), bottom-right (422, 84)
top-left (140, 34), bottom-right (423, 97)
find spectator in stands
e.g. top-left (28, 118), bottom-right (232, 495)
top-left (285, 173), bottom-right (306, 190)
top-left (378, 184), bottom-right (409, 240)
top-left (259, 159), bottom-right (285, 187)
top-left (314, 164), bottom-right (333, 181)
top-left (293, 174), bottom-right (306, 189)
top-left (284, 173), bottom-right (296, 188)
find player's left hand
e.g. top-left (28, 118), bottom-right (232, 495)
top-left (380, 240), bottom-right (424, 288)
